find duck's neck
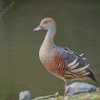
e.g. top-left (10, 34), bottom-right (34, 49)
top-left (39, 25), bottom-right (56, 63)
top-left (43, 26), bottom-right (56, 47)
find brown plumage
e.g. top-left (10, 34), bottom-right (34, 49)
top-left (33, 18), bottom-right (97, 96)
top-left (43, 51), bottom-right (69, 77)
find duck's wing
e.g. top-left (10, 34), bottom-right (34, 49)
top-left (58, 47), bottom-right (97, 83)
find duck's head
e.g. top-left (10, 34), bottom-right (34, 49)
top-left (33, 18), bottom-right (56, 31)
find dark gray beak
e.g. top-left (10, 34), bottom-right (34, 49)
top-left (33, 26), bottom-right (44, 32)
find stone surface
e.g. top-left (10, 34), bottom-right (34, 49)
top-left (66, 82), bottom-right (99, 96)
top-left (33, 92), bottom-right (59, 100)
top-left (33, 91), bottom-right (100, 100)
top-left (19, 91), bottom-right (31, 100)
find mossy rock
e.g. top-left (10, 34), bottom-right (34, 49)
top-left (58, 91), bottom-right (100, 100)
top-left (33, 91), bottom-right (100, 100)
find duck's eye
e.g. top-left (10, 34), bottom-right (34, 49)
top-left (44, 21), bottom-right (48, 24)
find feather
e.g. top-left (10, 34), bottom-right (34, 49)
top-left (83, 58), bottom-right (86, 60)
top-left (68, 58), bottom-right (78, 67)
top-left (70, 64), bottom-right (90, 73)
top-left (80, 72), bottom-right (90, 76)
top-left (80, 53), bottom-right (84, 56)
top-left (77, 70), bottom-right (86, 75)
top-left (70, 62), bottom-right (79, 70)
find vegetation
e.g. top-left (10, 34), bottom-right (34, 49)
top-left (33, 91), bottom-right (100, 100)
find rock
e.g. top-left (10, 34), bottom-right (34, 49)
top-left (33, 91), bottom-right (100, 100)
top-left (66, 82), bottom-right (99, 96)
top-left (19, 91), bottom-right (31, 100)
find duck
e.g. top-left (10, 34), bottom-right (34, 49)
top-left (33, 18), bottom-right (97, 96)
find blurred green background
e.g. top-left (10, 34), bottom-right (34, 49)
top-left (0, 0), bottom-right (100, 100)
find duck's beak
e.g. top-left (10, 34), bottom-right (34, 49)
top-left (33, 26), bottom-right (44, 32)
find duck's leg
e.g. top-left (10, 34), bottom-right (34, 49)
top-left (64, 82), bottom-right (68, 96)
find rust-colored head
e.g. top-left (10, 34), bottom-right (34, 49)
top-left (33, 18), bottom-right (56, 31)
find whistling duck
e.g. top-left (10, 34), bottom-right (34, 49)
top-left (33, 18), bottom-right (97, 96)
